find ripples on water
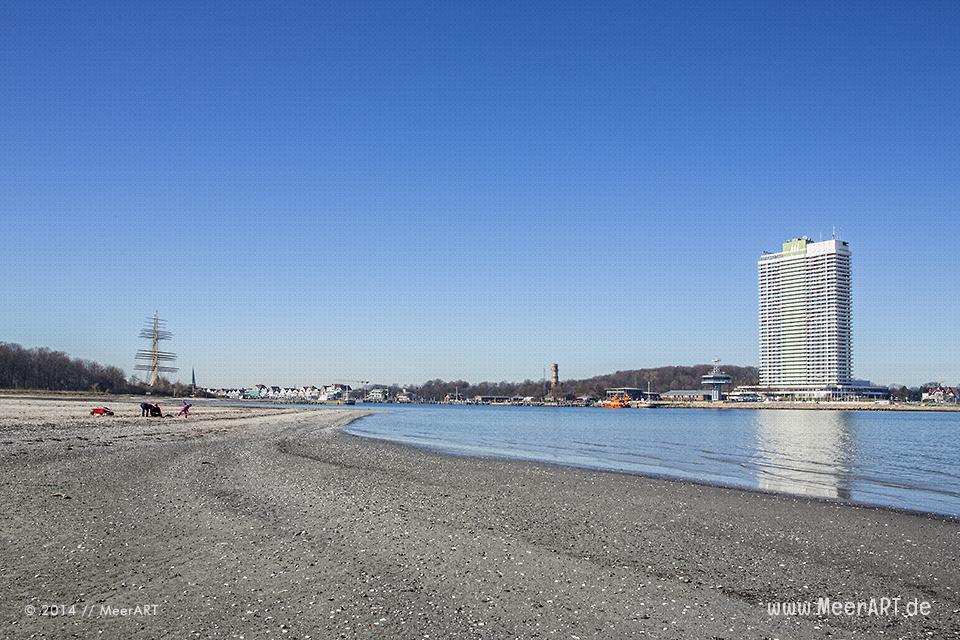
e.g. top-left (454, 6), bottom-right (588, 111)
top-left (344, 405), bottom-right (960, 516)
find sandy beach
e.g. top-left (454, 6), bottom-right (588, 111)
top-left (1, 396), bottom-right (958, 639)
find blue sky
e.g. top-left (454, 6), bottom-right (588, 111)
top-left (1, 1), bottom-right (958, 387)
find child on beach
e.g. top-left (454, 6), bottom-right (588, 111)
top-left (177, 402), bottom-right (192, 417)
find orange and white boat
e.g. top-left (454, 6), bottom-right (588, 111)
top-left (601, 394), bottom-right (631, 408)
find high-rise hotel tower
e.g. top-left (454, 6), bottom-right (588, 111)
top-left (758, 237), bottom-right (852, 393)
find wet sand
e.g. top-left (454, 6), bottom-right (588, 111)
top-left (1, 396), bottom-right (957, 639)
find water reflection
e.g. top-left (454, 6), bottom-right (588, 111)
top-left (345, 405), bottom-right (960, 515)
top-left (753, 410), bottom-right (853, 499)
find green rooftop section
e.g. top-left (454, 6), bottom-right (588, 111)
top-left (782, 237), bottom-right (809, 254)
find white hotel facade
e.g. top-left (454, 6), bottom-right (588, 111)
top-left (742, 237), bottom-right (885, 400)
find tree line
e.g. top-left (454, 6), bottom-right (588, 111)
top-left (0, 341), bottom-right (944, 401)
top-left (0, 342), bottom-right (200, 396)
top-left (394, 368), bottom-right (946, 402)
top-left (0, 342), bottom-right (130, 392)
top-left (376, 365), bottom-right (762, 401)
top-left (888, 385), bottom-right (953, 402)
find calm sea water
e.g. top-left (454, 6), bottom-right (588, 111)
top-left (342, 405), bottom-right (960, 517)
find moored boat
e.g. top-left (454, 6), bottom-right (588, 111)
top-left (601, 394), bottom-right (631, 409)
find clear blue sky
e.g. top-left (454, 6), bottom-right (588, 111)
top-left (2, 1), bottom-right (958, 387)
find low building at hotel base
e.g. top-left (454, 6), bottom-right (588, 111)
top-left (730, 383), bottom-right (888, 401)
top-left (733, 236), bottom-right (887, 401)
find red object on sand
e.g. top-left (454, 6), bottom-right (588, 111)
top-left (90, 407), bottom-right (114, 416)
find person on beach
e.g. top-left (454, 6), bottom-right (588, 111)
top-left (140, 402), bottom-right (150, 417)
top-left (177, 402), bottom-right (192, 417)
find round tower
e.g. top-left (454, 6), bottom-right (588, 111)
top-left (701, 358), bottom-right (732, 401)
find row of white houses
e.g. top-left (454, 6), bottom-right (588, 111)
top-left (203, 384), bottom-right (420, 403)
top-left (204, 384), bottom-right (352, 402)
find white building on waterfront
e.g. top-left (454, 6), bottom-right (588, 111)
top-left (760, 237), bottom-right (852, 388)
top-left (744, 236), bottom-right (885, 400)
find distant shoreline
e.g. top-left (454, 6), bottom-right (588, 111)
top-left (653, 400), bottom-right (960, 412)
top-left (2, 389), bottom-right (958, 412)
top-left (225, 396), bottom-right (960, 413)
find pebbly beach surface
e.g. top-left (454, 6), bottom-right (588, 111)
top-left (1, 396), bottom-right (958, 639)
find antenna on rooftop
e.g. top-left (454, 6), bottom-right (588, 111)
top-left (135, 311), bottom-right (178, 386)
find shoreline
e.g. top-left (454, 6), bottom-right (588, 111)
top-left (340, 422), bottom-right (960, 523)
top-left (234, 397), bottom-right (960, 412)
top-left (2, 396), bottom-right (958, 637)
top-left (3, 389), bottom-right (960, 412)
top-left (654, 400), bottom-right (960, 412)
top-left (7, 393), bottom-right (958, 518)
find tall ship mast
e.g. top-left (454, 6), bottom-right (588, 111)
top-left (135, 312), bottom-right (178, 386)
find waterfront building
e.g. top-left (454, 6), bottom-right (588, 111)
top-left (604, 387), bottom-right (660, 401)
top-left (701, 359), bottom-right (733, 401)
top-left (742, 236), bottom-right (885, 400)
top-left (473, 395), bottom-right (512, 405)
top-left (365, 388), bottom-right (391, 403)
top-left (395, 388), bottom-right (417, 403)
top-left (921, 385), bottom-right (959, 404)
top-left (661, 390), bottom-right (712, 402)
top-left (760, 237), bottom-right (852, 389)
